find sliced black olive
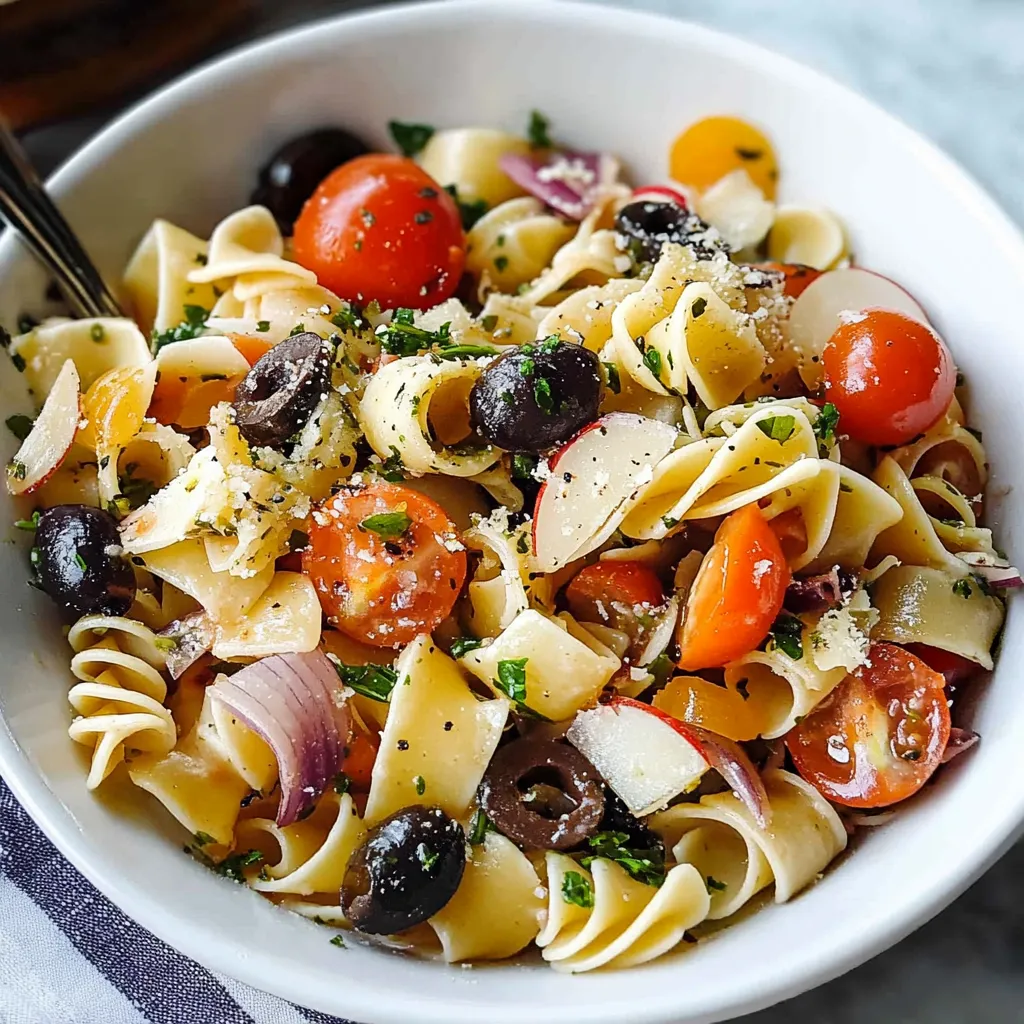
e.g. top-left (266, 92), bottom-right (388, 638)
top-left (232, 333), bottom-right (331, 449)
top-left (478, 738), bottom-right (605, 850)
top-left (251, 128), bottom-right (371, 233)
top-left (614, 200), bottom-right (729, 264)
top-left (341, 806), bottom-right (465, 934)
top-left (469, 340), bottom-right (601, 452)
top-left (594, 787), bottom-right (664, 853)
top-left (34, 505), bottom-right (135, 620)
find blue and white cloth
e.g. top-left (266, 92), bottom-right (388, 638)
top-left (0, 777), bottom-right (353, 1024)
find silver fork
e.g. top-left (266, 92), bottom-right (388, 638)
top-left (0, 120), bottom-right (124, 319)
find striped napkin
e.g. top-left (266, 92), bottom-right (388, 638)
top-left (0, 777), bottom-right (352, 1024)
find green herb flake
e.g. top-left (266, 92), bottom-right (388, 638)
top-left (151, 304), bottom-right (210, 353)
top-left (768, 613), bottom-right (804, 660)
top-left (756, 414), bottom-right (796, 444)
top-left (7, 459), bottom-right (26, 481)
top-left (154, 637), bottom-right (177, 653)
top-left (193, 831), bottom-right (217, 847)
top-left (480, 314), bottom-right (499, 333)
top-left (602, 361), bottom-right (621, 394)
top-left (494, 657), bottom-right (529, 704)
top-left (379, 446), bottom-right (405, 482)
top-left (494, 255), bottom-right (509, 273)
top-left (814, 402), bottom-right (840, 449)
top-left (706, 875), bottom-right (728, 892)
top-left (468, 808), bottom-right (495, 845)
top-left (90, 323), bottom-right (105, 342)
top-left (117, 463), bottom-right (157, 510)
top-left (5, 414), bottom-right (34, 441)
top-left (511, 453), bottom-right (538, 481)
top-left (388, 120), bottom-right (435, 157)
top-left (14, 510), bottom-right (40, 532)
top-left (534, 376), bottom-right (554, 414)
top-left (359, 510), bottom-right (412, 540)
top-left (330, 934), bottom-right (346, 948)
top-left (414, 775), bottom-right (426, 796)
top-left (436, 343), bottom-right (498, 360)
top-left (329, 657), bottom-right (399, 702)
top-left (952, 577), bottom-right (973, 599)
top-left (74, 553), bottom-right (87, 572)
top-left (375, 308), bottom-right (451, 357)
top-left (449, 636), bottom-right (484, 660)
top-left (213, 849), bottom-right (263, 882)
top-left (416, 842), bottom-right (439, 872)
top-left (580, 831), bottom-right (665, 887)
top-left (256, 320), bottom-right (271, 333)
top-left (690, 296), bottom-right (708, 319)
top-left (528, 110), bottom-right (553, 149)
top-left (561, 870), bottom-right (595, 908)
top-left (643, 347), bottom-right (662, 378)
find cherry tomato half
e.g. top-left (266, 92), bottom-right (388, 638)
top-left (753, 261), bottom-right (821, 299)
top-left (822, 308), bottom-right (956, 447)
top-left (566, 560), bottom-right (666, 658)
top-left (302, 480), bottom-right (466, 647)
top-left (787, 642), bottom-right (951, 808)
top-left (293, 154), bottom-right (466, 310)
top-left (677, 504), bottom-right (790, 671)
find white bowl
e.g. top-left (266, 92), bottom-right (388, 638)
top-left (2, 2), bottom-right (1023, 1021)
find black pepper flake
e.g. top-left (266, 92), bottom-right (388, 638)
top-left (444, 721), bottom-right (453, 731)
top-left (397, 739), bottom-right (409, 751)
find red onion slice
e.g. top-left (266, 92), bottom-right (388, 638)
top-left (692, 727), bottom-right (772, 829)
top-left (785, 568), bottom-right (849, 614)
top-left (210, 651), bottom-right (351, 826)
top-left (158, 612), bottom-right (214, 680)
top-left (941, 727), bottom-right (980, 763)
top-left (956, 551), bottom-right (1024, 589)
top-left (499, 149), bottom-right (619, 221)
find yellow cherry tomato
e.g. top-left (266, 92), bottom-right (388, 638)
top-left (669, 116), bottom-right (779, 199)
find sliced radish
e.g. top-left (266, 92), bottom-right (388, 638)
top-left (6, 358), bottom-right (80, 496)
top-left (790, 267), bottom-right (930, 387)
top-left (532, 413), bottom-right (677, 572)
top-left (566, 696), bottom-right (710, 816)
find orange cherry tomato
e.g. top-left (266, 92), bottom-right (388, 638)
top-left (302, 480), bottom-right (466, 647)
top-left (565, 560), bottom-right (666, 657)
top-left (754, 261), bottom-right (821, 298)
top-left (228, 332), bottom-right (274, 367)
top-left (293, 154), bottom-right (465, 310)
top-left (677, 504), bottom-right (790, 671)
top-left (787, 643), bottom-right (951, 808)
top-left (822, 308), bottom-right (956, 447)
top-left (341, 729), bottom-right (379, 791)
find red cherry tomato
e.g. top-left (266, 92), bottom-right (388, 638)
top-left (753, 261), bottom-right (821, 299)
top-left (566, 560), bottom-right (666, 658)
top-left (293, 154), bottom-right (466, 310)
top-left (904, 643), bottom-right (980, 691)
top-left (821, 308), bottom-right (956, 447)
top-left (677, 504), bottom-right (790, 671)
top-left (302, 480), bottom-right (466, 647)
top-left (787, 643), bottom-right (951, 808)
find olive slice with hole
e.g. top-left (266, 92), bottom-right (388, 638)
top-left (478, 738), bottom-right (605, 850)
top-left (232, 333), bottom-right (331, 449)
top-left (341, 806), bottom-right (465, 934)
top-left (34, 505), bottom-right (135, 620)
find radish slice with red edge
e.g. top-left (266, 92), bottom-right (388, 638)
top-left (499, 149), bottom-right (619, 221)
top-left (790, 267), bottom-right (930, 388)
top-left (209, 650), bottom-right (351, 826)
top-left (631, 184), bottom-right (690, 209)
top-left (6, 358), bottom-right (80, 496)
top-left (532, 413), bottom-right (678, 572)
top-left (956, 550), bottom-right (1024, 589)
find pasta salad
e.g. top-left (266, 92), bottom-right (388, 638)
top-left (4, 111), bottom-right (1015, 972)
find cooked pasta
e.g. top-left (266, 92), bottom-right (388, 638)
top-left (5, 109), bottom-right (1013, 974)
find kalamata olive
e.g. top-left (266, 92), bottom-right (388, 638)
top-left (614, 200), bottom-right (729, 263)
top-left (251, 128), bottom-right (371, 234)
top-left (232, 333), bottom-right (331, 449)
top-left (478, 738), bottom-right (605, 849)
top-left (595, 788), bottom-right (664, 854)
top-left (469, 339), bottom-right (601, 452)
top-left (34, 505), bottom-right (135, 620)
top-left (341, 806), bottom-right (465, 934)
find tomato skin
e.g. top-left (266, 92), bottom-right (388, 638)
top-left (228, 333), bottom-right (274, 367)
top-left (293, 154), bottom-right (466, 310)
top-left (677, 504), bottom-right (790, 670)
top-left (302, 481), bottom-right (466, 647)
top-left (753, 261), bottom-right (821, 299)
top-left (566, 561), bottom-right (666, 656)
top-left (822, 308), bottom-right (956, 447)
top-left (342, 730), bottom-right (379, 791)
top-left (904, 643), bottom-right (979, 691)
top-left (787, 643), bottom-right (951, 808)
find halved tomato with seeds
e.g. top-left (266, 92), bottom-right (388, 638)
top-left (302, 480), bottom-right (466, 647)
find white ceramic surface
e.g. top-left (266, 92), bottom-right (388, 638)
top-left (1, 2), bottom-right (1023, 1022)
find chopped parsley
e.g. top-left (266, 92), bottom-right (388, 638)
top-left (150, 304), bottom-right (209, 353)
top-left (154, 637), bottom-right (177, 653)
top-left (359, 509), bottom-right (412, 539)
top-left (580, 831), bottom-right (665, 887)
top-left (90, 323), bottom-right (105, 342)
top-left (7, 460), bottom-right (26, 481)
top-left (416, 842), bottom-right (440, 872)
top-left (14, 510), bottom-right (40, 532)
top-left (5, 414), bottom-right (34, 441)
top-left (814, 402), bottom-right (840, 450)
top-left (74, 553), bottom-right (87, 572)
top-left (952, 577), bottom-right (973, 599)
top-left (768, 613), bottom-right (804, 660)
top-left (533, 376), bottom-right (555, 414)
top-left (527, 109), bottom-right (553, 149)
top-left (647, 651), bottom-right (675, 688)
top-left (443, 184), bottom-right (488, 231)
top-left (690, 296), bottom-right (708, 319)
top-left (289, 323), bottom-right (307, 336)
top-left (256, 320), bottom-right (271, 333)
top-left (330, 934), bottom-right (346, 948)
top-left (494, 657), bottom-right (529, 704)
top-left (449, 636), bottom-right (484, 659)
top-left (436, 343), bottom-right (498, 360)
top-left (193, 831), bottom-right (217, 847)
top-left (331, 303), bottom-right (365, 334)
top-left (756, 414), bottom-right (796, 444)
top-left (414, 775), bottom-right (426, 796)
top-left (494, 255), bottom-right (509, 273)
top-left (388, 120), bottom-right (435, 157)
top-left (468, 808), bottom-right (496, 845)
top-left (642, 347), bottom-right (662, 378)
top-left (375, 308), bottom-right (451, 357)
top-left (214, 849), bottom-right (263, 882)
top-left (333, 772), bottom-right (351, 795)
top-left (561, 870), bottom-right (595, 908)
top-left (480, 314), bottom-right (499, 333)
top-left (328, 657), bottom-right (399, 702)
top-left (706, 875), bottom-right (728, 892)
top-left (602, 361), bottom-right (621, 394)
top-left (378, 446), bottom-right (405, 482)
top-left (511, 452), bottom-right (538, 481)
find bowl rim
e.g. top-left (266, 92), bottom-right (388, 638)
top-left (3, 1), bottom-right (1024, 1022)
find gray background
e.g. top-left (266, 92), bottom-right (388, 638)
top-left (21, 2), bottom-right (1024, 1021)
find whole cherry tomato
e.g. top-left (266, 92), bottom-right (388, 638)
top-left (677, 504), bottom-right (790, 670)
top-left (302, 480), bottom-right (466, 647)
top-left (821, 308), bottom-right (956, 447)
top-left (787, 642), bottom-right (951, 808)
top-left (293, 154), bottom-right (466, 309)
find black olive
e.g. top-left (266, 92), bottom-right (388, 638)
top-left (251, 128), bottom-right (371, 233)
top-left (341, 806), bottom-right (465, 934)
top-left (34, 505), bottom-right (135, 621)
top-left (478, 738), bottom-right (605, 850)
top-left (594, 787), bottom-right (664, 853)
top-left (469, 340), bottom-right (601, 452)
top-left (614, 200), bottom-right (729, 264)
top-left (232, 333), bottom-right (331, 449)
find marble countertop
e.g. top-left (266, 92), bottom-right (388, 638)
top-left (18, 2), bottom-right (1024, 1022)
